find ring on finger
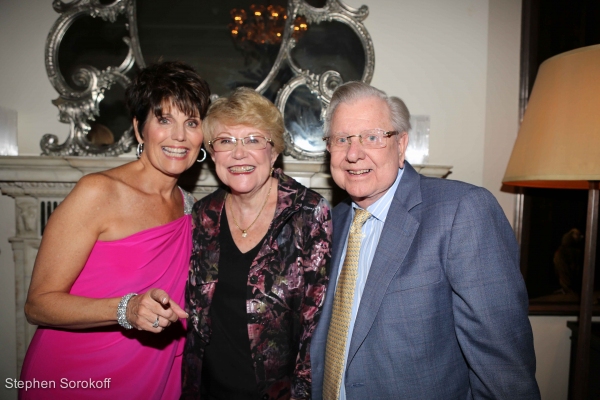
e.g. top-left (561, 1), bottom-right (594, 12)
top-left (152, 315), bottom-right (160, 328)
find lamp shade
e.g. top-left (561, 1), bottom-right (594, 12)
top-left (503, 44), bottom-right (600, 189)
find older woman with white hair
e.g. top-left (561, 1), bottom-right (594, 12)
top-left (182, 87), bottom-right (332, 400)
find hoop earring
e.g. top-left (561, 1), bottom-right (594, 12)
top-left (136, 143), bottom-right (144, 159)
top-left (196, 148), bottom-right (207, 163)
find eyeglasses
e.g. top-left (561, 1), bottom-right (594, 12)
top-left (323, 129), bottom-right (399, 151)
top-left (209, 134), bottom-right (274, 152)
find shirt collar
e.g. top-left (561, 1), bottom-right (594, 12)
top-left (352, 167), bottom-right (404, 223)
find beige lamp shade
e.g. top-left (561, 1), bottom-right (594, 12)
top-left (503, 44), bottom-right (600, 189)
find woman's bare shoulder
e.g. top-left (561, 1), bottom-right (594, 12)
top-left (72, 172), bottom-right (118, 198)
top-left (63, 169), bottom-right (135, 216)
top-left (74, 162), bottom-right (140, 198)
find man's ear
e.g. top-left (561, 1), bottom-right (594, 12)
top-left (398, 131), bottom-right (409, 168)
top-left (133, 118), bottom-right (142, 143)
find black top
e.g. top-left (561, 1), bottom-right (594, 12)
top-left (201, 209), bottom-right (264, 400)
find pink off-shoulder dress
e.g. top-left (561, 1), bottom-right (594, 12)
top-left (19, 190), bottom-right (194, 400)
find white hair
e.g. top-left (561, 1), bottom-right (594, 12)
top-left (323, 81), bottom-right (411, 136)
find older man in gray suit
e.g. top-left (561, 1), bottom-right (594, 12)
top-left (310, 82), bottom-right (540, 400)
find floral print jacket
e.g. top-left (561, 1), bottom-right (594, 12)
top-left (182, 169), bottom-right (332, 399)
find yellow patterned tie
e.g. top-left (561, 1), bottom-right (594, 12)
top-left (323, 209), bottom-right (371, 400)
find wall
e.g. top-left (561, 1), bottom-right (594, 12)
top-left (0, 1), bottom-right (66, 156)
top-left (357, 0), bottom-right (489, 187)
top-left (483, 0), bottom-right (521, 220)
top-left (0, 3), bottom-right (61, 399)
top-left (0, 1), bottom-right (580, 399)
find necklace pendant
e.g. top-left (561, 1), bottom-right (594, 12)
top-left (242, 231), bottom-right (248, 238)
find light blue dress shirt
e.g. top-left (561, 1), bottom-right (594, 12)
top-left (336, 168), bottom-right (404, 399)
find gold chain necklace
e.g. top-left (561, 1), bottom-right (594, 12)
top-left (227, 178), bottom-right (273, 238)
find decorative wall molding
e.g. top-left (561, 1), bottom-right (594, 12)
top-left (0, 182), bottom-right (76, 198)
top-left (15, 198), bottom-right (39, 238)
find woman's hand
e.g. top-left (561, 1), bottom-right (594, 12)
top-left (125, 288), bottom-right (189, 332)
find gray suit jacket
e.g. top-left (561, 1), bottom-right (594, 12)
top-left (311, 162), bottom-right (540, 399)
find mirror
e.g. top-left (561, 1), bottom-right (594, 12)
top-left (43, 0), bottom-right (374, 159)
top-left (134, 0), bottom-right (289, 95)
top-left (284, 84), bottom-right (325, 157)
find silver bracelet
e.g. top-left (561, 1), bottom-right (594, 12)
top-left (117, 293), bottom-right (137, 329)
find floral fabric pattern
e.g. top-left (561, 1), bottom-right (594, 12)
top-left (182, 169), bottom-right (332, 400)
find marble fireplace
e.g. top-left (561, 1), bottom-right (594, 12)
top-left (0, 155), bottom-right (451, 373)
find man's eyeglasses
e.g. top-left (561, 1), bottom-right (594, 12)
top-left (323, 129), bottom-right (399, 151)
top-left (209, 134), bottom-right (274, 152)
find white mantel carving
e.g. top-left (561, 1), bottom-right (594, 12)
top-left (0, 155), bottom-right (451, 374)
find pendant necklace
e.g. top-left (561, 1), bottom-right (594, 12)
top-left (227, 178), bottom-right (273, 238)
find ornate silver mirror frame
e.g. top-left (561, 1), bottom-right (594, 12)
top-left (274, 1), bottom-right (374, 159)
top-left (43, 0), bottom-right (135, 156)
top-left (43, 0), bottom-right (374, 159)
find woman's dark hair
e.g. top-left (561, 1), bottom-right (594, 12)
top-left (125, 61), bottom-right (211, 138)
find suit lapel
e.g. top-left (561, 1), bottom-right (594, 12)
top-left (347, 163), bottom-right (423, 366)
top-left (330, 201), bottom-right (353, 287)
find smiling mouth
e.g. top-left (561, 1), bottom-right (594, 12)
top-left (229, 166), bottom-right (255, 173)
top-left (162, 147), bottom-right (188, 158)
top-left (348, 169), bottom-right (371, 175)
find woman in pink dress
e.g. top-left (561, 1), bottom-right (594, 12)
top-left (19, 61), bottom-right (210, 400)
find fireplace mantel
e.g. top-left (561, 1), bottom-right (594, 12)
top-left (0, 155), bottom-right (452, 196)
top-left (0, 155), bottom-right (451, 373)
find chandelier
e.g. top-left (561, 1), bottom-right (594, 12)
top-left (230, 4), bottom-right (308, 45)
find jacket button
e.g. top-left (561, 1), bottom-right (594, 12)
top-left (262, 395), bottom-right (269, 400)
top-left (250, 276), bottom-right (258, 284)
top-left (256, 355), bottom-right (263, 362)
top-left (249, 315), bottom-right (257, 323)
